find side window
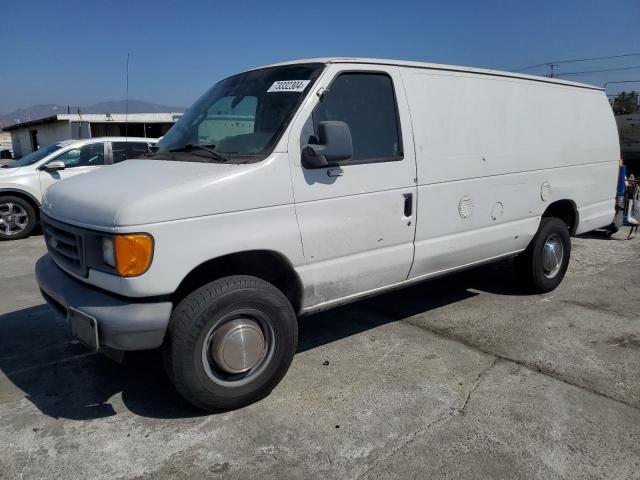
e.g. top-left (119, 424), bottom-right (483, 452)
top-left (54, 143), bottom-right (105, 167)
top-left (111, 142), bottom-right (149, 163)
top-left (54, 148), bottom-right (81, 167)
top-left (312, 73), bottom-right (402, 164)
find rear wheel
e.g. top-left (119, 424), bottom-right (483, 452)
top-left (518, 217), bottom-right (571, 293)
top-left (0, 196), bottom-right (36, 240)
top-left (163, 275), bottom-right (298, 411)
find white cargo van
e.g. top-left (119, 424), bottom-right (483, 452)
top-left (35, 58), bottom-right (620, 411)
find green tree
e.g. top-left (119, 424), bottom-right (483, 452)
top-left (612, 91), bottom-right (638, 115)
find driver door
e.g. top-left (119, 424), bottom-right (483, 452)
top-left (287, 64), bottom-right (417, 310)
top-left (39, 142), bottom-right (107, 196)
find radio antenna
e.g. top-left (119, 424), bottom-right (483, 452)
top-left (125, 52), bottom-right (130, 139)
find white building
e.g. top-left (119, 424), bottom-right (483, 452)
top-left (0, 131), bottom-right (12, 159)
top-left (3, 112), bottom-right (182, 158)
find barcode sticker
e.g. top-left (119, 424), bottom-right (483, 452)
top-left (267, 80), bottom-right (311, 92)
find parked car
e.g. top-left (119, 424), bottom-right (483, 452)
top-left (35, 58), bottom-right (619, 411)
top-left (0, 137), bottom-right (157, 239)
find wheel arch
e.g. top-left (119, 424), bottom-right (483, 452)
top-left (542, 199), bottom-right (579, 235)
top-left (0, 188), bottom-right (41, 220)
top-left (172, 249), bottom-right (304, 314)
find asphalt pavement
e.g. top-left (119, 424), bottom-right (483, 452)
top-left (0, 230), bottom-right (638, 479)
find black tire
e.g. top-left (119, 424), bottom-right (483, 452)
top-left (517, 217), bottom-right (571, 293)
top-left (163, 275), bottom-right (298, 411)
top-left (0, 195), bottom-right (36, 241)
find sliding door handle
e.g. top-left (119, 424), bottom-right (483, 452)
top-left (403, 193), bottom-right (413, 217)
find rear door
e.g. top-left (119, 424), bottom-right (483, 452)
top-left (39, 142), bottom-right (107, 196)
top-left (287, 64), bottom-right (417, 309)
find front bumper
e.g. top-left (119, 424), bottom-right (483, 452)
top-left (35, 255), bottom-right (172, 351)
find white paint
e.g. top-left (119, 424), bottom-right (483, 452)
top-left (400, 67), bottom-right (618, 281)
top-left (40, 58), bottom-right (620, 314)
top-left (286, 64), bottom-right (417, 305)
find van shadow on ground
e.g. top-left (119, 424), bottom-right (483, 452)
top-left (0, 305), bottom-right (201, 421)
top-left (0, 258), bottom-right (531, 421)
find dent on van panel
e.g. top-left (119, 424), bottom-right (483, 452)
top-left (408, 162), bottom-right (617, 280)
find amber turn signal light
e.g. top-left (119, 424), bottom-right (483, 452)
top-left (114, 234), bottom-right (154, 277)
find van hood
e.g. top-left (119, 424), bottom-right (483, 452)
top-left (41, 157), bottom-right (291, 229)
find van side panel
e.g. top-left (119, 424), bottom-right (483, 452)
top-left (402, 68), bottom-right (619, 279)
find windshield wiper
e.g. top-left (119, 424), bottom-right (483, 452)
top-left (169, 143), bottom-right (228, 162)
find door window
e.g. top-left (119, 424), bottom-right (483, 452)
top-left (111, 142), bottom-right (149, 163)
top-left (312, 73), bottom-right (402, 164)
top-left (54, 143), bottom-right (105, 167)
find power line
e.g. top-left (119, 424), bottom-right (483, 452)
top-left (604, 80), bottom-right (640, 90)
top-left (514, 61), bottom-right (553, 72)
top-left (556, 65), bottom-right (640, 77)
top-left (513, 53), bottom-right (640, 72)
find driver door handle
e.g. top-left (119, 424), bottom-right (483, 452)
top-left (327, 167), bottom-right (344, 177)
top-left (404, 193), bottom-right (413, 217)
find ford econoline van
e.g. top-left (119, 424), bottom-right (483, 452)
top-left (35, 58), bottom-right (620, 411)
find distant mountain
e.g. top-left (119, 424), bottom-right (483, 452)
top-left (0, 100), bottom-right (186, 127)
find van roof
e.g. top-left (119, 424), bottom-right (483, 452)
top-left (258, 57), bottom-right (603, 91)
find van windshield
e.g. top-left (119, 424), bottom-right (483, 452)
top-left (154, 63), bottom-right (324, 163)
top-left (2, 143), bottom-right (64, 168)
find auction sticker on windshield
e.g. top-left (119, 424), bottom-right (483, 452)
top-left (267, 80), bottom-right (311, 92)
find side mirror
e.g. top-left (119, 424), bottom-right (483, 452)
top-left (43, 161), bottom-right (66, 172)
top-left (302, 121), bottom-right (353, 168)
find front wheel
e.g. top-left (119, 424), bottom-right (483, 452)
top-left (0, 195), bottom-right (36, 240)
top-left (517, 217), bottom-right (571, 293)
top-left (163, 275), bottom-right (298, 411)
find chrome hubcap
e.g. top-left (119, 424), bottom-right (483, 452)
top-left (202, 309), bottom-right (273, 385)
top-left (0, 202), bottom-right (29, 236)
top-left (210, 318), bottom-right (265, 374)
top-left (542, 233), bottom-right (564, 279)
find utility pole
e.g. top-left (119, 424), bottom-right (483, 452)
top-left (547, 63), bottom-right (558, 78)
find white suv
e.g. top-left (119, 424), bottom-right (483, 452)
top-left (0, 137), bottom-right (157, 239)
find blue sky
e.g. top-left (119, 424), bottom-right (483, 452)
top-left (1, 0), bottom-right (639, 113)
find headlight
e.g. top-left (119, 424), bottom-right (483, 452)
top-left (88, 232), bottom-right (154, 277)
top-left (113, 233), bottom-right (154, 277)
top-left (102, 237), bottom-right (115, 267)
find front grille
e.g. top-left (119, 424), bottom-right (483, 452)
top-left (41, 216), bottom-right (86, 277)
